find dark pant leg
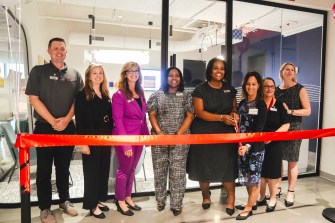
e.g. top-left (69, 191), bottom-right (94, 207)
top-left (53, 122), bottom-right (75, 203)
top-left (98, 146), bottom-right (111, 201)
top-left (82, 147), bottom-right (100, 209)
top-left (34, 122), bottom-right (55, 210)
top-left (36, 147), bottom-right (54, 210)
top-left (54, 146), bottom-right (74, 203)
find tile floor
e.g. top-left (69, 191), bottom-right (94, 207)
top-left (0, 176), bottom-right (335, 223)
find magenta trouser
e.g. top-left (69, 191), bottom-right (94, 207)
top-left (114, 145), bottom-right (143, 200)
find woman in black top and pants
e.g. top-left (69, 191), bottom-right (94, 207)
top-left (75, 63), bottom-right (113, 219)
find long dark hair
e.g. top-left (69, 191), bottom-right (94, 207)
top-left (161, 67), bottom-right (184, 93)
top-left (242, 71), bottom-right (263, 100)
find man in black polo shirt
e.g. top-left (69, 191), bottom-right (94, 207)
top-left (25, 37), bottom-right (83, 223)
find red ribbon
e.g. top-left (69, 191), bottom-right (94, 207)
top-left (15, 128), bottom-right (335, 148)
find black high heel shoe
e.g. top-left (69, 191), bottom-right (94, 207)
top-left (226, 194), bottom-right (235, 216)
top-left (257, 197), bottom-right (267, 206)
top-left (226, 208), bottom-right (235, 216)
top-left (284, 190), bottom-right (295, 207)
top-left (266, 187), bottom-right (282, 200)
top-left (115, 200), bottom-right (134, 216)
top-left (266, 202), bottom-right (277, 212)
top-left (201, 190), bottom-right (211, 210)
top-left (125, 201), bottom-right (142, 211)
top-left (98, 202), bottom-right (110, 212)
top-left (170, 208), bottom-right (182, 216)
top-left (90, 209), bottom-right (106, 219)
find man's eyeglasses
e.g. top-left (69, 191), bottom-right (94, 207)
top-left (127, 69), bottom-right (139, 74)
top-left (263, 85), bottom-right (275, 89)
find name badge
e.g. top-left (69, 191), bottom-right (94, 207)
top-left (49, 76), bottom-right (58, 80)
top-left (176, 93), bottom-right (183, 96)
top-left (224, 90), bottom-right (230, 93)
top-left (248, 108), bottom-right (258, 115)
top-left (270, 107), bottom-right (277, 112)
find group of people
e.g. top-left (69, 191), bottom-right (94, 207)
top-left (25, 38), bottom-right (311, 223)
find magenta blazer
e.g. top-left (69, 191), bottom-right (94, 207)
top-left (112, 90), bottom-right (150, 152)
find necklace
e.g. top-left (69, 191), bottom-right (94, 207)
top-left (208, 81), bottom-right (222, 89)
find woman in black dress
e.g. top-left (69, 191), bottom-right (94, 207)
top-left (275, 62), bottom-right (311, 207)
top-left (257, 77), bottom-right (290, 212)
top-left (187, 57), bottom-right (239, 216)
top-left (75, 63), bottom-right (113, 219)
top-left (235, 71), bottom-right (267, 220)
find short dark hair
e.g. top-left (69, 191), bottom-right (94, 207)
top-left (205, 57), bottom-right (227, 81)
top-left (242, 71), bottom-right (263, 100)
top-left (48, 37), bottom-right (66, 48)
top-left (161, 67), bottom-right (185, 93)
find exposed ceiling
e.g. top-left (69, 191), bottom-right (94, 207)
top-left (0, 0), bottom-right (324, 52)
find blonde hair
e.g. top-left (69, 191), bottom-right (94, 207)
top-left (279, 62), bottom-right (297, 82)
top-left (118, 61), bottom-right (144, 100)
top-left (84, 63), bottom-right (110, 101)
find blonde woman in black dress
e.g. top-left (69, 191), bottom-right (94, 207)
top-left (275, 62), bottom-right (311, 207)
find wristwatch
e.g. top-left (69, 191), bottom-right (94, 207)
top-left (291, 109), bottom-right (294, 115)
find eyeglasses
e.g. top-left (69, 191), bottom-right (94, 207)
top-left (263, 85), bottom-right (275, 89)
top-left (127, 69), bottom-right (139, 74)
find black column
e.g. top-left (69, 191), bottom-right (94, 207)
top-left (225, 0), bottom-right (233, 84)
top-left (161, 0), bottom-right (169, 86)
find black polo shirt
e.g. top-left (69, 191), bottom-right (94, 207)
top-left (25, 62), bottom-right (83, 122)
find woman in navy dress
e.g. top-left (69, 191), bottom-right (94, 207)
top-left (235, 71), bottom-right (267, 220)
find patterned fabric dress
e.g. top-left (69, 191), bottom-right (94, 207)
top-left (275, 83), bottom-right (304, 162)
top-left (147, 90), bottom-right (194, 209)
top-left (237, 99), bottom-right (267, 186)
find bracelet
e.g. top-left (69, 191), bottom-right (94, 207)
top-left (291, 109), bottom-right (294, 115)
top-left (245, 144), bottom-right (251, 151)
top-left (220, 114), bottom-right (224, 122)
top-left (231, 111), bottom-right (238, 114)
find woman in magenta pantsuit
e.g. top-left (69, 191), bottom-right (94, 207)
top-left (112, 61), bottom-right (149, 216)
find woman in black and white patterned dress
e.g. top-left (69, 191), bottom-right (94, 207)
top-left (275, 62), bottom-right (311, 207)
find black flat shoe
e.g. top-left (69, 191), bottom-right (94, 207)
top-left (170, 208), bottom-right (182, 216)
top-left (98, 202), bottom-right (110, 212)
top-left (257, 197), bottom-right (267, 206)
top-left (266, 203), bottom-right (277, 212)
top-left (202, 203), bottom-right (211, 210)
top-left (90, 209), bottom-right (106, 219)
top-left (235, 204), bottom-right (257, 211)
top-left (115, 200), bottom-right (134, 216)
top-left (125, 201), bottom-right (142, 211)
top-left (157, 204), bottom-right (165, 211)
top-left (226, 207), bottom-right (235, 216)
top-left (236, 211), bottom-right (253, 220)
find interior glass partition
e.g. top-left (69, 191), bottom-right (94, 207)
top-left (168, 0), bottom-right (227, 189)
top-left (232, 1), bottom-right (324, 176)
top-left (0, 5), bottom-right (29, 186)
